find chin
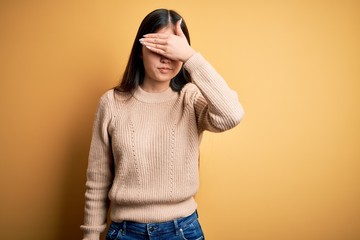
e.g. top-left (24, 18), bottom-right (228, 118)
top-left (156, 75), bottom-right (175, 82)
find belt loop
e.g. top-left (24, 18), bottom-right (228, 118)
top-left (122, 221), bottom-right (127, 236)
top-left (173, 219), bottom-right (180, 235)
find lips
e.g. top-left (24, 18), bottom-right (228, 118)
top-left (158, 67), bottom-right (172, 70)
top-left (158, 66), bottom-right (172, 73)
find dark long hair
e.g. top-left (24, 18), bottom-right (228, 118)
top-left (114, 9), bottom-right (192, 93)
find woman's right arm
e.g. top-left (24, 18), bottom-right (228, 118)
top-left (80, 93), bottom-right (114, 240)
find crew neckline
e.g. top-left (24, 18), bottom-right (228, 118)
top-left (133, 86), bottom-right (178, 103)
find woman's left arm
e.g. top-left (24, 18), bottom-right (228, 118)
top-left (140, 19), bottom-right (244, 132)
top-left (184, 53), bottom-right (244, 132)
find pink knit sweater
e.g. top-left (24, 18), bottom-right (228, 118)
top-left (81, 53), bottom-right (244, 240)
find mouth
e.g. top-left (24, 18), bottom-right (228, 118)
top-left (158, 66), bottom-right (172, 70)
top-left (158, 67), bottom-right (172, 73)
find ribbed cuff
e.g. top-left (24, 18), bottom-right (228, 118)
top-left (82, 231), bottom-right (101, 240)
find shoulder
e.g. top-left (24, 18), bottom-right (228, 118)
top-left (96, 89), bottom-right (121, 114)
top-left (96, 89), bottom-right (133, 120)
top-left (180, 83), bottom-right (202, 103)
top-left (99, 89), bottom-right (113, 102)
top-left (93, 90), bottom-right (113, 120)
top-left (181, 83), bottom-right (199, 94)
top-left (97, 89), bottom-right (114, 110)
top-left (99, 89), bottom-right (132, 106)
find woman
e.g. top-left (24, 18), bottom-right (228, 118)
top-left (81, 8), bottom-right (244, 240)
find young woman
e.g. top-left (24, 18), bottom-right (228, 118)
top-left (81, 8), bottom-right (244, 240)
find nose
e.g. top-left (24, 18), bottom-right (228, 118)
top-left (160, 56), bottom-right (171, 64)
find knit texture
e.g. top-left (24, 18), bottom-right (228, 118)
top-left (81, 53), bottom-right (244, 240)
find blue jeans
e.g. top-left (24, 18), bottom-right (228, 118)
top-left (106, 211), bottom-right (205, 240)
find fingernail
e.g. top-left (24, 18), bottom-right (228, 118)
top-left (139, 38), bottom-right (144, 43)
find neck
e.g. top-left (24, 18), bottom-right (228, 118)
top-left (141, 80), bottom-right (171, 93)
top-left (133, 84), bottom-right (176, 103)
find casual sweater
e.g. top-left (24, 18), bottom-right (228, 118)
top-left (81, 53), bottom-right (244, 240)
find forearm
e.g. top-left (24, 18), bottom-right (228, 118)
top-left (184, 53), bottom-right (244, 131)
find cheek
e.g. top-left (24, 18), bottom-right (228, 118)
top-left (143, 57), bottom-right (157, 74)
top-left (173, 62), bottom-right (183, 73)
top-left (142, 47), bottom-right (160, 67)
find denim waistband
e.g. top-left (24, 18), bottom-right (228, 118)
top-left (112, 211), bottom-right (199, 236)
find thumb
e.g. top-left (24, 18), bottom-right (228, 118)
top-left (175, 18), bottom-right (185, 37)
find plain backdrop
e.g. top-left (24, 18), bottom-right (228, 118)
top-left (0, 1), bottom-right (359, 239)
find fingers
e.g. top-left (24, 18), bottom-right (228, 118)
top-left (143, 33), bottom-right (168, 39)
top-left (139, 37), bottom-right (167, 45)
top-left (140, 34), bottom-right (169, 51)
top-left (175, 18), bottom-right (184, 37)
top-left (139, 37), bottom-right (168, 56)
top-left (143, 45), bottom-right (166, 55)
top-left (139, 19), bottom-right (188, 61)
top-left (140, 41), bottom-right (167, 51)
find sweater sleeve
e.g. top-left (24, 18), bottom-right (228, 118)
top-left (80, 92), bottom-right (114, 240)
top-left (184, 53), bottom-right (244, 133)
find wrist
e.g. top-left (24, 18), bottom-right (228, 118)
top-left (183, 48), bottom-right (196, 62)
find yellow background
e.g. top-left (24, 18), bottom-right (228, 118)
top-left (1, 1), bottom-right (359, 239)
